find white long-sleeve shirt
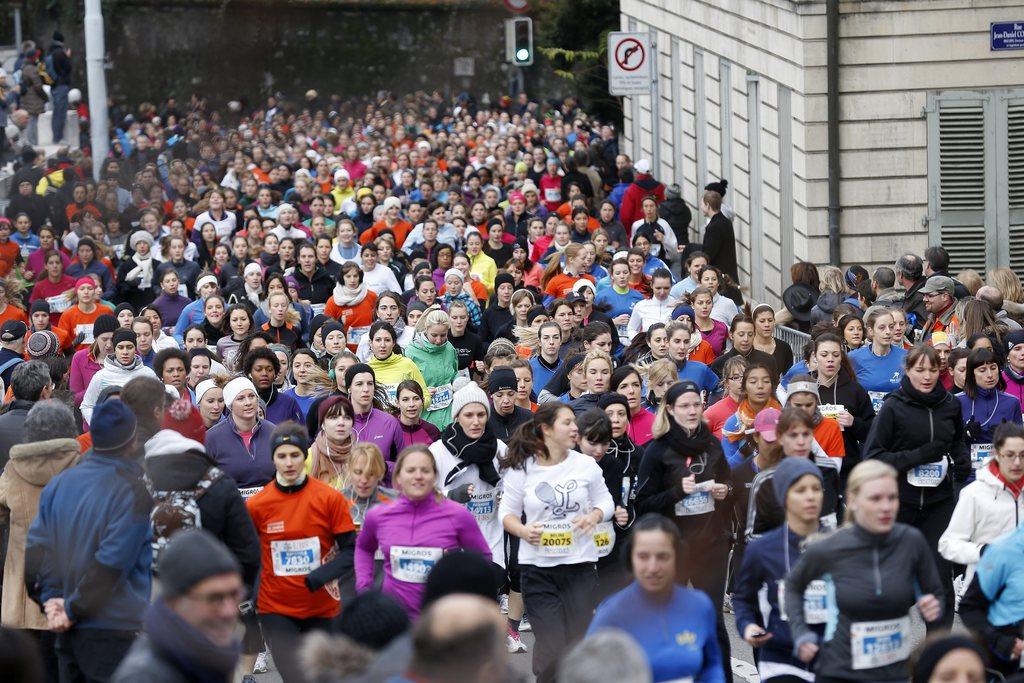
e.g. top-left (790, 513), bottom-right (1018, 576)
top-left (362, 264), bottom-right (401, 297)
top-left (498, 450), bottom-right (614, 568)
top-left (627, 296), bottom-right (677, 334)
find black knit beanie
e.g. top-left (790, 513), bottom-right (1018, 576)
top-left (334, 590), bottom-right (410, 651)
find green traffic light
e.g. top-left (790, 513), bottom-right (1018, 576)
top-left (516, 48), bottom-right (530, 62)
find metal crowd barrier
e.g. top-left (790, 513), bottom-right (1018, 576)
top-left (774, 325), bottom-right (811, 361)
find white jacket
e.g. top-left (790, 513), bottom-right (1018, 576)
top-left (938, 464), bottom-right (1024, 582)
top-left (80, 354), bottom-right (159, 424)
top-left (627, 296), bottom-right (677, 334)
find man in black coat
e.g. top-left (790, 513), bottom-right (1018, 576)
top-left (701, 180), bottom-right (739, 284)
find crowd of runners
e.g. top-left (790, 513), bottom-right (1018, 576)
top-left (0, 84), bottom-right (1020, 683)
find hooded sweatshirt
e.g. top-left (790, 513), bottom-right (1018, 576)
top-left (367, 352), bottom-right (427, 408)
top-left (352, 408), bottom-right (404, 468)
top-left (80, 354), bottom-right (159, 424)
top-left (784, 523), bottom-right (944, 681)
top-left (405, 337), bottom-right (459, 429)
top-left (354, 493), bottom-right (492, 617)
top-left (203, 416), bottom-right (277, 490)
top-left (864, 375), bottom-right (971, 509)
top-left (0, 437), bottom-right (80, 629)
top-left (961, 523), bottom-right (1024, 665)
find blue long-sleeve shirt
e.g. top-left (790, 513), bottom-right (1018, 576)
top-left (25, 453), bottom-right (152, 630)
top-left (172, 298), bottom-right (207, 343)
top-left (678, 360), bottom-right (720, 396)
top-left (588, 581), bottom-right (725, 682)
top-left (850, 345), bottom-right (906, 395)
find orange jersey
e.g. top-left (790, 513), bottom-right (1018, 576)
top-left (247, 476), bottom-right (356, 619)
top-left (56, 304), bottom-right (115, 351)
top-left (325, 291), bottom-right (377, 352)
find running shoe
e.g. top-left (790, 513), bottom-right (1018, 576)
top-left (499, 593), bottom-right (509, 615)
top-left (253, 650), bottom-right (270, 674)
top-left (507, 632), bottom-right (528, 654)
top-left (519, 614), bottom-right (532, 632)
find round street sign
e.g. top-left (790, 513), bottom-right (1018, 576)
top-left (615, 38), bottom-right (645, 72)
top-left (503, 0), bottom-right (529, 13)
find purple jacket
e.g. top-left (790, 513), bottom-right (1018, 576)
top-left (264, 390), bottom-right (303, 427)
top-left (69, 348), bottom-right (102, 403)
top-left (203, 416), bottom-right (277, 489)
top-left (353, 408), bottom-right (404, 465)
top-left (354, 494), bottom-right (491, 617)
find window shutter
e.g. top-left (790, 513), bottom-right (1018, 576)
top-left (1008, 100), bottom-right (1024, 273)
top-left (934, 100), bottom-right (988, 273)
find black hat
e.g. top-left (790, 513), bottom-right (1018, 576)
top-left (112, 328), bottom-right (137, 348)
top-left (158, 529), bottom-right (241, 599)
top-left (408, 300), bottom-right (428, 314)
top-left (421, 551), bottom-right (498, 608)
top-left (526, 305), bottom-right (548, 325)
top-left (92, 313), bottom-right (119, 338)
top-left (309, 313), bottom-right (330, 342)
top-left (912, 635), bottom-right (987, 683)
top-left (27, 331), bottom-right (59, 359)
top-left (494, 272), bottom-right (515, 291)
top-left (53, 31), bottom-right (65, 42)
top-left (597, 392), bottom-right (631, 418)
top-left (321, 320), bottom-right (345, 341)
top-left (335, 591), bottom-right (410, 651)
top-left (29, 300), bottom-right (50, 316)
top-left (344, 362), bottom-right (374, 388)
top-left (665, 380), bottom-right (702, 406)
top-left (486, 367), bottom-right (518, 395)
top-left (113, 302), bottom-right (134, 321)
top-left (270, 428), bottom-right (309, 455)
top-left (781, 283), bottom-right (817, 323)
top-left (0, 320), bottom-right (27, 342)
top-left (704, 179), bottom-right (728, 196)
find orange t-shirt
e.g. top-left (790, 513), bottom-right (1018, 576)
top-left (247, 476), bottom-right (356, 619)
top-left (0, 305), bottom-right (29, 327)
top-left (689, 339), bottom-right (716, 365)
top-left (325, 291), bottom-right (378, 352)
top-left (56, 304), bottom-right (115, 351)
top-left (359, 220), bottom-right (413, 249)
top-left (544, 273), bottom-right (595, 299)
top-left (0, 241), bottom-right (20, 277)
top-left (813, 418), bottom-right (846, 460)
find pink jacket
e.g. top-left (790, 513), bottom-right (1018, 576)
top-left (355, 493), bottom-right (491, 617)
top-left (69, 347), bottom-right (102, 403)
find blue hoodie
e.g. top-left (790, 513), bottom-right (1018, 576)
top-left (25, 453), bottom-right (152, 630)
top-left (732, 524), bottom-right (824, 677)
top-left (976, 522), bottom-right (1024, 628)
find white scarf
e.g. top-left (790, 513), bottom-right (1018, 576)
top-left (332, 282), bottom-right (368, 308)
top-left (244, 282), bottom-right (262, 307)
top-left (126, 252), bottom-right (154, 290)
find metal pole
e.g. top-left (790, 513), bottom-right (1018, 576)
top-left (84, 0), bottom-right (109, 180)
top-left (826, 0), bottom-right (841, 266)
top-left (649, 31), bottom-right (659, 173)
top-left (13, 8), bottom-right (21, 49)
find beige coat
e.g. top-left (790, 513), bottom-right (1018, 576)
top-left (0, 438), bottom-right (80, 629)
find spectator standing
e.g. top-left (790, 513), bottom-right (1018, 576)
top-left (700, 181), bottom-right (738, 284)
top-left (47, 32), bottom-right (73, 144)
top-left (619, 160), bottom-right (665, 232)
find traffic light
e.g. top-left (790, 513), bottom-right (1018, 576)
top-left (505, 17), bottom-right (533, 66)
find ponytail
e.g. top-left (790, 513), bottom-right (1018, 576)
top-left (501, 403), bottom-right (568, 471)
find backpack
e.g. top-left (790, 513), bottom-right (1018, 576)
top-left (41, 53), bottom-right (57, 86)
top-left (145, 466), bottom-right (224, 571)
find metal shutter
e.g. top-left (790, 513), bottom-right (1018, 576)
top-left (1007, 98), bottom-right (1024, 273)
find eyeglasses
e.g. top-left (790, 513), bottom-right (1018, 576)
top-left (998, 453), bottom-right (1024, 462)
top-left (186, 586), bottom-right (247, 607)
top-left (726, 375), bottom-right (743, 382)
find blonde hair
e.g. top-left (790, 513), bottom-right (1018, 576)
top-left (415, 304), bottom-right (450, 333)
top-left (646, 359), bottom-right (681, 439)
top-left (956, 269), bottom-right (984, 296)
top-left (393, 444), bottom-right (444, 502)
top-left (582, 349), bottom-right (612, 373)
top-left (267, 291), bottom-right (301, 327)
top-left (843, 460), bottom-right (898, 525)
top-left (819, 266), bottom-right (846, 294)
top-left (989, 267), bottom-right (1024, 304)
top-left (347, 442), bottom-right (387, 484)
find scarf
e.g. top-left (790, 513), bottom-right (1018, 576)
top-left (899, 374), bottom-right (950, 407)
top-left (126, 252), bottom-right (154, 290)
top-left (244, 282), bottom-right (262, 307)
top-left (988, 459), bottom-right (1024, 499)
top-left (332, 281), bottom-right (368, 308)
top-left (143, 599), bottom-right (239, 683)
top-left (440, 421), bottom-right (500, 487)
top-left (309, 429), bottom-right (355, 487)
top-left (722, 398), bottom-right (782, 442)
top-left (665, 418), bottom-right (716, 459)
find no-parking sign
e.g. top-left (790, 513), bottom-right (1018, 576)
top-left (608, 32), bottom-right (652, 95)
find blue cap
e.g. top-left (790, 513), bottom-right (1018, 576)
top-left (90, 399), bottom-right (138, 454)
top-left (771, 457), bottom-right (823, 506)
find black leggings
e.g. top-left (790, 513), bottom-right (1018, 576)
top-left (521, 562), bottom-right (598, 683)
top-left (678, 537), bottom-right (733, 683)
top-left (259, 613), bottom-right (333, 683)
top-left (898, 495), bottom-right (956, 631)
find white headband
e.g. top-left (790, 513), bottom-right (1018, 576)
top-left (195, 379), bottom-right (219, 403)
top-left (787, 381), bottom-right (820, 401)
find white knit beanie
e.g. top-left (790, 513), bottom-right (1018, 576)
top-left (223, 377), bottom-right (258, 409)
top-left (450, 381), bottom-right (490, 419)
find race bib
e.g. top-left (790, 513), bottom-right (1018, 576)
top-left (466, 488), bottom-right (498, 521)
top-left (46, 294), bottom-right (71, 313)
top-left (868, 391), bottom-right (887, 413)
top-left (907, 457), bottom-right (948, 487)
top-left (538, 520), bottom-right (574, 557)
top-left (311, 303), bottom-right (326, 316)
top-left (383, 384), bottom-right (399, 407)
top-left (674, 481), bottom-right (715, 517)
top-left (850, 616), bottom-right (911, 670)
top-left (75, 323), bottom-right (94, 344)
top-left (777, 579), bottom-right (828, 624)
top-left (177, 284), bottom-right (188, 297)
top-left (271, 537), bottom-right (321, 576)
top-left (457, 367), bottom-right (471, 380)
top-left (970, 443), bottom-right (993, 470)
top-left (390, 546), bottom-right (443, 583)
top-left (113, 244), bottom-right (126, 259)
top-left (544, 187), bottom-right (561, 203)
top-left (820, 513), bottom-right (838, 530)
top-left (429, 384), bottom-right (454, 411)
top-left (593, 521), bottom-right (615, 558)
top-left (818, 403), bottom-right (844, 422)
top-left (238, 485), bottom-right (263, 500)
top-left (347, 326), bottom-right (369, 345)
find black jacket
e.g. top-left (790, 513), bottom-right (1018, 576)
top-left (115, 259), bottom-right (158, 311)
top-left (488, 405), bottom-right (532, 442)
top-left (144, 446), bottom-right (260, 589)
top-left (701, 212), bottom-right (738, 283)
top-left (479, 303), bottom-right (512, 346)
top-left (0, 399), bottom-right (33, 472)
top-left (814, 369), bottom-right (876, 471)
top-left (658, 198), bottom-right (692, 245)
top-left (864, 377), bottom-right (970, 509)
top-left (902, 277), bottom-right (929, 329)
top-left (293, 266), bottom-right (334, 306)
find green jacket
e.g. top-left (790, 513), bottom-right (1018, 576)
top-left (407, 336), bottom-right (459, 428)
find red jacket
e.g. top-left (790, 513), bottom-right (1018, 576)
top-left (620, 174), bottom-right (666, 234)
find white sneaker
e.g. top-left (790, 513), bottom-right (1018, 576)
top-left (499, 594), bottom-right (509, 615)
top-left (507, 632), bottom-right (528, 653)
top-left (519, 615), bottom-right (532, 632)
top-left (253, 650), bottom-right (270, 674)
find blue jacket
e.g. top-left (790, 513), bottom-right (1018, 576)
top-left (732, 524), bottom-right (823, 675)
top-left (976, 522), bottom-right (1024, 628)
top-left (25, 452), bottom-right (152, 630)
top-left (957, 388), bottom-right (1023, 446)
top-left (588, 581), bottom-right (724, 682)
top-left (204, 417), bottom-right (277, 488)
top-left (172, 298), bottom-right (207, 343)
top-left (530, 356), bottom-right (561, 398)
top-left (595, 286), bottom-right (645, 320)
top-left (677, 360), bottom-right (719, 396)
